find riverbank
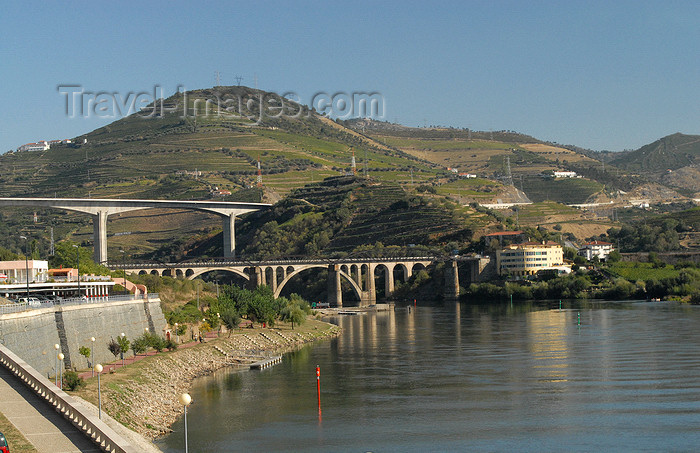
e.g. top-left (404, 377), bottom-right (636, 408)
top-left (72, 318), bottom-right (341, 442)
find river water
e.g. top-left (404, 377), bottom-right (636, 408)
top-left (156, 301), bottom-right (700, 452)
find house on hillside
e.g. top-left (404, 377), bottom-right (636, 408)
top-left (496, 241), bottom-right (565, 276)
top-left (578, 240), bottom-right (614, 261)
top-left (553, 171), bottom-right (577, 178)
top-left (17, 141), bottom-right (50, 152)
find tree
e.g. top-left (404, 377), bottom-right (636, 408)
top-left (116, 335), bottom-right (130, 365)
top-left (107, 338), bottom-right (121, 360)
top-left (79, 346), bottom-right (91, 368)
top-left (220, 307), bottom-right (241, 336)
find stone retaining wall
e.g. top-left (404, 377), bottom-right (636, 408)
top-left (0, 298), bottom-right (166, 377)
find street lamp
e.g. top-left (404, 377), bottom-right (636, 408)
top-left (120, 332), bottom-right (125, 366)
top-left (53, 343), bottom-right (60, 386)
top-left (179, 393), bottom-right (192, 453)
top-left (57, 353), bottom-right (64, 388)
top-left (72, 245), bottom-right (81, 298)
top-left (94, 363), bottom-right (103, 419)
top-left (19, 236), bottom-right (29, 302)
top-left (90, 337), bottom-right (96, 376)
top-left (120, 249), bottom-right (126, 295)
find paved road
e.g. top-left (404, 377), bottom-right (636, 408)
top-left (0, 366), bottom-right (99, 452)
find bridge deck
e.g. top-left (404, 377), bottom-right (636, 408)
top-left (0, 366), bottom-right (100, 452)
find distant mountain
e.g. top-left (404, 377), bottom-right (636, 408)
top-left (610, 133), bottom-right (700, 173)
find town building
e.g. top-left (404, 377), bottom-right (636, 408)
top-left (17, 141), bottom-right (50, 152)
top-left (578, 240), bottom-right (614, 261)
top-left (0, 260), bottom-right (49, 284)
top-left (496, 241), bottom-right (564, 276)
top-left (553, 170), bottom-right (578, 178)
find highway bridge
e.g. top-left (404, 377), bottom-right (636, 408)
top-left (0, 197), bottom-right (271, 263)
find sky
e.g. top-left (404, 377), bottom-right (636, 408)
top-left (1, 1), bottom-right (698, 153)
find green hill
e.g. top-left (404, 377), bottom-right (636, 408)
top-left (610, 133), bottom-right (700, 173)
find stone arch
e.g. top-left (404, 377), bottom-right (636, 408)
top-left (374, 263), bottom-right (394, 297)
top-left (175, 269), bottom-right (184, 278)
top-left (395, 263), bottom-right (411, 282)
top-left (273, 265), bottom-right (363, 301)
top-left (350, 264), bottom-right (361, 289)
top-left (150, 270), bottom-right (160, 276)
top-left (162, 269), bottom-right (173, 277)
top-left (139, 270), bottom-right (147, 275)
top-left (187, 267), bottom-right (250, 281)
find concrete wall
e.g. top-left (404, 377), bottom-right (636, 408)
top-left (0, 298), bottom-right (166, 378)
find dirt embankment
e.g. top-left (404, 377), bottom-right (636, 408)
top-left (76, 319), bottom-right (340, 441)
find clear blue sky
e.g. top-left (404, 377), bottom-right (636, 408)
top-left (1, 1), bottom-right (698, 153)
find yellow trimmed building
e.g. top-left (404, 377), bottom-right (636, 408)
top-left (496, 241), bottom-right (564, 276)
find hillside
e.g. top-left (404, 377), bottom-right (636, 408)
top-left (610, 133), bottom-right (700, 192)
top-left (3, 86), bottom-right (696, 261)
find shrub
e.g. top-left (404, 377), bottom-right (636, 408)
top-left (63, 371), bottom-right (86, 391)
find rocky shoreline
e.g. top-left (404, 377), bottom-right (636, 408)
top-left (88, 319), bottom-right (341, 443)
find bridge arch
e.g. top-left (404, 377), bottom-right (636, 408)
top-left (187, 267), bottom-right (250, 281)
top-left (273, 264), bottom-right (363, 301)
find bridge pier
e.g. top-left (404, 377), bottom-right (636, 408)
top-left (222, 214), bottom-right (236, 258)
top-left (92, 210), bottom-right (109, 264)
top-left (443, 260), bottom-right (460, 302)
top-left (327, 264), bottom-right (343, 307)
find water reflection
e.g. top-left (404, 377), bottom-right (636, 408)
top-left (157, 301), bottom-right (700, 452)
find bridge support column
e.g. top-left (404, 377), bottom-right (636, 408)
top-left (222, 214), bottom-right (236, 258)
top-left (361, 264), bottom-right (376, 306)
top-left (443, 260), bottom-right (460, 302)
top-left (327, 264), bottom-right (343, 308)
top-left (92, 210), bottom-right (109, 264)
top-left (384, 265), bottom-right (395, 298)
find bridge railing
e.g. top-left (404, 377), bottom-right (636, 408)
top-left (0, 343), bottom-right (137, 452)
top-left (0, 294), bottom-right (159, 316)
top-left (110, 256), bottom-right (442, 269)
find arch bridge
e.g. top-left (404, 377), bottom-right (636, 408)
top-left (114, 257), bottom-right (443, 307)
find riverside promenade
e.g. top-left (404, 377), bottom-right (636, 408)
top-left (0, 365), bottom-right (99, 452)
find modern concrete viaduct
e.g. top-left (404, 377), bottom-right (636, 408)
top-left (0, 198), bottom-right (270, 263)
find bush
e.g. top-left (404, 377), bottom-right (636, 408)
top-left (63, 371), bottom-right (86, 391)
top-left (165, 339), bottom-right (178, 351)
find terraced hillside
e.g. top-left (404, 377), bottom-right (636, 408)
top-left (226, 176), bottom-right (491, 259)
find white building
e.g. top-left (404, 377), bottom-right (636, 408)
top-left (0, 260), bottom-right (49, 284)
top-left (553, 171), bottom-right (577, 178)
top-left (578, 241), bottom-right (614, 261)
top-left (17, 141), bottom-right (50, 152)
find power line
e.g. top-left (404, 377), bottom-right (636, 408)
top-left (234, 75), bottom-right (243, 86)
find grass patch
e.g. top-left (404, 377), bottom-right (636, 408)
top-left (0, 410), bottom-right (38, 452)
top-left (607, 262), bottom-right (680, 281)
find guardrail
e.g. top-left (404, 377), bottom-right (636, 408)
top-left (0, 343), bottom-right (137, 452)
top-left (0, 294), bottom-right (159, 315)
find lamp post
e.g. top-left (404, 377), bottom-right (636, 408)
top-left (120, 333), bottom-right (125, 366)
top-left (72, 245), bottom-right (81, 298)
top-left (19, 236), bottom-right (29, 302)
top-left (120, 249), bottom-right (126, 295)
top-left (94, 364), bottom-right (103, 419)
top-left (179, 393), bottom-right (192, 453)
top-left (53, 343), bottom-right (60, 386)
top-left (57, 353), bottom-right (64, 388)
top-left (90, 337), bottom-right (96, 376)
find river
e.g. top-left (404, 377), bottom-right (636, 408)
top-left (156, 301), bottom-right (700, 452)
